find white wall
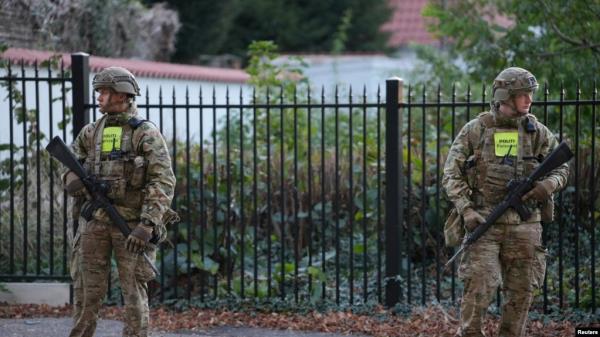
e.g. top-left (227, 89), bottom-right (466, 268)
top-left (276, 51), bottom-right (418, 99)
top-left (92, 76), bottom-right (250, 147)
top-left (0, 67), bottom-right (249, 157)
top-left (0, 54), bottom-right (417, 156)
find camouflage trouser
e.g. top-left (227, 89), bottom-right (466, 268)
top-left (69, 219), bottom-right (156, 337)
top-left (69, 198), bottom-right (86, 324)
top-left (70, 230), bottom-right (83, 324)
top-left (457, 221), bottom-right (547, 337)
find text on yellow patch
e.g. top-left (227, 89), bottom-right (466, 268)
top-left (102, 127), bottom-right (123, 153)
top-left (494, 132), bottom-right (518, 156)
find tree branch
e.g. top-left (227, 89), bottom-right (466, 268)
top-left (537, 43), bottom-right (600, 58)
top-left (548, 22), bottom-right (586, 47)
top-left (537, 0), bottom-right (600, 54)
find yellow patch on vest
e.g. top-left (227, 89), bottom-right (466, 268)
top-left (494, 132), bottom-right (518, 156)
top-left (102, 126), bottom-right (123, 153)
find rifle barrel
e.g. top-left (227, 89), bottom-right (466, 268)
top-left (46, 136), bottom-right (160, 278)
top-left (444, 141), bottom-right (573, 272)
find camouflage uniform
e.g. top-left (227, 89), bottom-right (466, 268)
top-left (69, 196), bottom-right (85, 324)
top-left (442, 68), bottom-right (568, 337)
top-left (64, 67), bottom-right (176, 337)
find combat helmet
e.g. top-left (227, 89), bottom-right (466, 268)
top-left (92, 66), bottom-right (140, 96)
top-left (492, 67), bottom-right (538, 105)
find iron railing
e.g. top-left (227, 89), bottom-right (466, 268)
top-left (0, 53), bottom-right (597, 314)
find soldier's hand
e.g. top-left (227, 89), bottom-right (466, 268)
top-left (65, 171), bottom-right (87, 197)
top-left (522, 179), bottom-right (557, 202)
top-left (126, 223), bottom-right (154, 253)
top-left (462, 208), bottom-right (485, 231)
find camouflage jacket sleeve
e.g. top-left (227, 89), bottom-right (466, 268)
top-left (135, 123), bottom-right (176, 225)
top-left (60, 123), bottom-right (96, 184)
top-left (535, 122), bottom-right (569, 191)
top-left (442, 119), bottom-right (480, 215)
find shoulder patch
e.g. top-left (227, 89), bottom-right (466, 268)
top-left (128, 117), bottom-right (147, 129)
top-left (526, 113), bottom-right (538, 122)
top-left (524, 115), bottom-right (537, 133)
top-left (131, 119), bottom-right (160, 153)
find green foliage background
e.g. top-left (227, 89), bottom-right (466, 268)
top-left (2, 0), bottom-right (600, 311)
top-left (417, 0), bottom-right (600, 89)
top-left (158, 41), bottom-right (387, 304)
top-left (141, 0), bottom-right (392, 64)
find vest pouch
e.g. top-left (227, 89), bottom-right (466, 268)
top-left (99, 160), bottom-right (127, 200)
top-left (105, 177), bottom-right (127, 200)
top-left (120, 190), bottom-right (145, 209)
top-left (129, 156), bottom-right (147, 188)
top-left (482, 163), bottom-right (514, 204)
top-left (444, 208), bottom-right (464, 247)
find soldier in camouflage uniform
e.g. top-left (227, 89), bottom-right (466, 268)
top-left (442, 67), bottom-right (569, 337)
top-left (62, 66), bottom-right (176, 337)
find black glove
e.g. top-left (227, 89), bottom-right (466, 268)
top-left (65, 171), bottom-right (87, 197)
top-left (126, 223), bottom-right (153, 253)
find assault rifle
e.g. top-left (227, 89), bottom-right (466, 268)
top-left (445, 141), bottom-right (573, 268)
top-left (46, 136), bottom-right (159, 277)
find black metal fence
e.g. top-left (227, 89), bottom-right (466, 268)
top-left (0, 53), bottom-right (597, 314)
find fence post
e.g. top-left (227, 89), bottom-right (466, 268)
top-left (71, 52), bottom-right (90, 139)
top-left (385, 77), bottom-right (404, 307)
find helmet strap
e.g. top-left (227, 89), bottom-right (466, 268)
top-left (509, 96), bottom-right (519, 114)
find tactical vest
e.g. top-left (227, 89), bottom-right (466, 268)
top-left (82, 113), bottom-right (149, 222)
top-left (465, 111), bottom-right (543, 223)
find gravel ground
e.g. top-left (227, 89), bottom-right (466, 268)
top-left (0, 318), bottom-right (365, 337)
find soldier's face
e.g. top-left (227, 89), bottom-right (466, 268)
top-left (97, 88), bottom-right (128, 114)
top-left (513, 92), bottom-right (533, 114)
top-left (500, 92), bottom-right (533, 118)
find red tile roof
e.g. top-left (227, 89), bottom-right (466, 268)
top-left (1, 48), bottom-right (249, 83)
top-left (381, 0), bottom-right (438, 47)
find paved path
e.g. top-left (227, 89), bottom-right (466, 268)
top-left (0, 318), bottom-right (365, 337)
